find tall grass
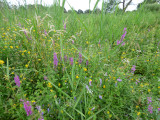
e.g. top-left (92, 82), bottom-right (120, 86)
top-left (0, 0), bottom-right (160, 119)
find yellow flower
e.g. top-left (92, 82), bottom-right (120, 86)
top-left (103, 85), bottom-right (106, 88)
top-left (25, 64), bottom-right (29, 68)
top-left (31, 100), bottom-right (35, 103)
top-left (136, 106), bottom-right (139, 109)
top-left (10, 46), bottom-right (13, 49)
top-left (76, 76), bottom-right (79, 79)
top-left (148, 89), bottom-right (151, 92)
top-left (107, 111), bottom-right (110, 114)
top-left (137, 112), bottom-right (141, 116)
top-left (47, 82), bottom-right (52, 88)
top-left (83, 67), bottom-right (87, 71)
top-left (158, 86), bottom-right (160, 89)
top-left (109, 114), bottom-right (112, 118)
top-left (58, 83), bottom-right (61, 87)
top-left (0, 60), bottom-right (4, 65)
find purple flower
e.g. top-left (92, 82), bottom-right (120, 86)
top-left (117, 78), bottom-right (122, 82)
top-left (99, 78), bottom-right (102, 87)
top-left (86, 85), bottom-right (89, 91)
top-left (131, 65), bottom-right (136, 73)
top-left (14, 75), bottom-right (20, 87)
top-left (78, 52), bottom-right (83, 64)
top-left (23, 101), bottom-right (32, 116)
top-left (99, 95), bottom-right (102, 99)
top-left (121, 42), bottom-right (125, 46)
top-left (53, 52), bottom-right (58, 67)
top-left (89, 80), bottom-right (92, 86)
top-left (72, 40), bottom-right (74, 44)
top-left (147, 97), bottom-right (152, 104)
top-left (74, 97), bottom-right (76, 100)
top-left (148, 105), bottom-right (153, 114)
top-left (158, 108), bottom-right (160, 111)
top-left (44, 30), bottom-right (47, 36)
top-left (64, 55), bottom-right (67, 62)
top-left (69, 57), bottom-right (73, 65)
top-left (91, 107), bottom-right (95, 111)
top-left (47, 108), bottom-right (49, 113)
top-left (86, 60), bottom-right (88, 66)
top-left (44, 76), bottom-right (47, 80)
top-left (117, 28), bottom-right (127, 45)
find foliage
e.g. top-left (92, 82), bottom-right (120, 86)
top-left (0, 0), bottom-right (160, 120)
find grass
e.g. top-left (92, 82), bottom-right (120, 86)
top-left (0, 0), bottom-right (160, 120)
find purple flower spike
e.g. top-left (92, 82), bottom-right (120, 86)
top-left (79, 52), bottom-right (83, 64)
top-left (99, 78), bottom-right (102, 87)
top-left (148, 105), bottom-right (153, 114)
top-left (44, 76), bottom-right (47, 80)
top-left (14, 75), bottom-right (20, 87)
top-left (123, 28), bottom-right (127, 31)
top-left (147, 97), bottom-right (152, 104)
top-left (131, 65), bottom-right (136, 73)
top-left (53, 52), bottom-right (58, 67)
top-left (86, 60), bottom-right (88, 66)
top-left (89, 80), bottom-right (92, 86)
top-left (117, 78), bottom-right (122, 82)
top-left (69, 57), bottom-right (73, 65)
top-left (23, 101), bottom-right (32, 116)
top-left (99, 95), bottom-right (102, 99)
top-left (158, 108), bottom-right (160, 111)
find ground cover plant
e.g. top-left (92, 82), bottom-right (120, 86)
top-left (0, 0), bottom-right (160, 120)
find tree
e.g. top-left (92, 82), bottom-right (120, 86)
top-left (77, 9), bottom-right (83, 14)
top-left (137, 0), bottom-right (160, 8)
top-left (104, 0), bottom-right (133, 12)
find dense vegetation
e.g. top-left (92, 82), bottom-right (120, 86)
top-left (0, 0), bottom-right (160, 120)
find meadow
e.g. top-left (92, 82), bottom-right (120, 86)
top-left (0, 1), bottom-right (160, 120)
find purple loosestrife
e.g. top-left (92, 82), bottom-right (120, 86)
top-left (147, 97), bottom-right (152, 104)
top-left (117, 28), bottom-right (127, 45)
top-left (148, 105), bottom-right (153, 114)
top-left (78, 52), bottom-right (83, 64)
top-left (20, 100), bottom-right (32, 116)
top-left (117, 78), bottom-right (122, 82)
top-left (131, 65), bottom-right (136, 73)
top-left (14, 75), bottom-right (20, 87)
top-left (53, 52), bottom-right (58, 67)
top-left (69, 57), bottom-right (73, 65)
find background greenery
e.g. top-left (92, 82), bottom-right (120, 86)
top-left (0, 0), bottom-right (160, 119)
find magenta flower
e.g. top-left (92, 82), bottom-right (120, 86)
top-left (147, 97), bottom-right (152, 104)
top-left (53, 52), bottom-right (58, 67)
top-left (69, 57), bottom-right (73, 65)
top-left (148, 105), bottom-right (153, 114)
top-left (89, 80), bottom-right (92, 86)
top-left (131, 65), bottom-right (136, 73)
top-left (117, 78), bottom-right (122, 82)
top-left (117, 28), bottom-right (127, 45)
top-left (44, 76), bottom-right (47, 80)
top-left (158, 108), bottom-right (160, 111)
top-left (22, 101), bottom-right (32, 116)
top-left (14, 75), bottom-right (20, 87)
top-left (86, 60), bottom-right (88, 66)
top-left (78, 52), bottom-right (83, 64)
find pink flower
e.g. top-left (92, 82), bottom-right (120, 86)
top-left (14, 75), bottom-right (20, 87)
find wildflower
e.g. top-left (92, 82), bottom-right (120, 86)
top-left (99, 95), bottom-right (102, 99)
top-left (117, 28), bottom-right (127, 45)
top-left (44, 76), bottom-right (47, 80)
top-left (103, 85), bottom-right (106, 88)
top-left (69, 57), bottom-right (73, 65)
top-left (44, 30), bottom-right (47, 36)
top-left (99, 78), bottom-right (102, 87)
top-left (148, 105), bottom-right (153, 114)
top-left (117, 78), bottom-right (122, 82)
top-left (47, 108), bottom-right (49, 113)
top-left (131, 65), bottom-right (136, 73)
top-left (76, 76), bottom-right (79, 79)
top-left (137, 112), bottom-right (141, 116)
top-left (147, 97), bottom-right (152, 104)
top-left (78, 52), bottom-right (83, 64)
top-left (14, 75), bottom-right (20, 87)
top-left (91, 107), bottom-right (95, 111)
top-left (158, 108), bottom-right (160, 111)
top-left (104, 72), bottom-right (107, 76)
top-left (89, 79), bottom-right (92, 86)
top-left (64, 55), bottom-right (67, 62)
top-left (0, 60), bottom-right (4, 65)
top-left (53, 53), bottom-right (58, 67)
top-left (86, 60), bottom-right (88, 66)
top-left (83, 67), bottom-right (87, 71)
top-left (25, 64), bottom-right (29, 68)
top-left (22, 100), bottom-right (32, 116)
top-left (86, 85), bottom-right (92, 94)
